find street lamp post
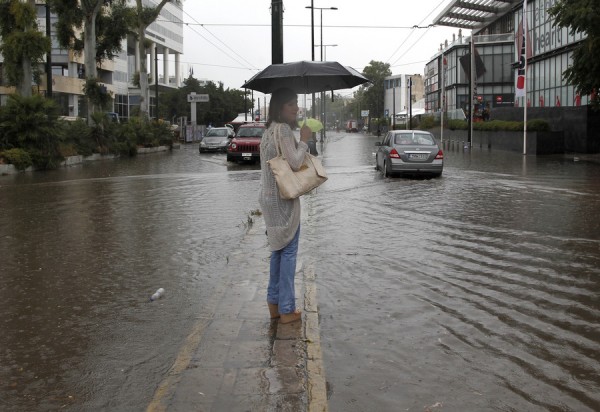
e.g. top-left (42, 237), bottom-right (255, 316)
top-left (315, 44), bottom-right (337, 61)
top-left (316, 44), bottom-right (336, 138)
top-left (306, 5), bottom-right (337, 142)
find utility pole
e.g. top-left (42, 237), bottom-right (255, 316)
top-left (392, 83), bottom-right (395, 130)
top-left (408, 77), bottom-right (413, 130)
top-left (271, 1), bottom-right (283, 64)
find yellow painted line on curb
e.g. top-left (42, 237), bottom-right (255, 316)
top-left (146, 317), bottom-right (212, 412)
top-left (146, 223), bottom-right (261, 411)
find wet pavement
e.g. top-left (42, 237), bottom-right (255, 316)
top-left (0, 144), bottom-right (326, 412)
top-left (1, 132), bottom-right (599, 411)
top-left (145, 219), bottom-right (326, 412)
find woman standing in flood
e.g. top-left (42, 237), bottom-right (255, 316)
top-left (259, 88), bottom-right (312, 324)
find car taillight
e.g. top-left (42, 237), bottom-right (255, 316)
top-left (435, 150), bottom-right (444, 159)
top-left (390, 148), bottom-right (400, 158)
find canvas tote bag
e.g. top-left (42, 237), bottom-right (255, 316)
top-left (267, 125), bottom-right (328, 199)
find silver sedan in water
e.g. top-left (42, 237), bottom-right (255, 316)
top-left (375, 130), bottom-right (444, 177)
top-left (199, 127), bottom-right (234, 153)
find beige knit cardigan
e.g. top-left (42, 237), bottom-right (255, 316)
top-left (259, 122), bottom-right (309, 251)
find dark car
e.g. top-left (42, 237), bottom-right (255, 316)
top-left (227, 123), bottom-right (266, 163)
top-left (375, 130), bottom-right (443, 177)
top-left (199, 127), bottom-right (234, 153)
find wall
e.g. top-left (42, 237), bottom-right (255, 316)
top-left (490, 106), bottom-right (599, 153)
top-left (431, 129), bottom-right (564, 155)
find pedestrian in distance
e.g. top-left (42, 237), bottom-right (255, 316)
top-left (259, 88), bottom-right (312, 324)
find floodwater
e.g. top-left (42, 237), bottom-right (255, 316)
top-left (1, 134), bottom-right (599, 411)
top-left (0, 148), bottom-right (263, 411)
top-left (307, 133), bottom-right (600, 411)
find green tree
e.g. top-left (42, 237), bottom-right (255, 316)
top-left (312, 93), bottom-right (355, 127)
top-left (0, 0), bottom-right (51, 96)
top-left (359, 61), bottom-right (391, 120)
top-left (159, 76), bottom-right (250, 125)
top-left (549, 0), bottom-right (600, 108)
top-left (50, 0), bottom-right (134, 120)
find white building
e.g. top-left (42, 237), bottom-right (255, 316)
top-left (383, 74), bottom-right (424, 128)
top-left (0, 1), bottom-right (184, 120)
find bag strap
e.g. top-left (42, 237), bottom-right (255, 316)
top-left (273, 123), bottom-right (285, 159)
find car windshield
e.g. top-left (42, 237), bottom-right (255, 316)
top-left (394, 133), bottom-right (435, 145)
top-left (206, 129), bottom-right (228, 137)
top-left (237, 127), bottom-right (265, 137)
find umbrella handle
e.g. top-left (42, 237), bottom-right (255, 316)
top-left (303, 94), bottom-right (307, 122)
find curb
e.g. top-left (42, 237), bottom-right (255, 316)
top-left (303, 263), bottom-right (328, 412)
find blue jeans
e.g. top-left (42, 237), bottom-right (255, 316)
top-left (267, 226), bottom-right (300, 314)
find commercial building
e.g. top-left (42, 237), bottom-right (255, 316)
top-left (429, 0), bottom-right (589, 111)
top-left (425, 0), bottom-right (598, 152)
top-left (0, 1), bottom-right (184, 120)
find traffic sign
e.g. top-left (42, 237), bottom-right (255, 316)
top-left (187, 94), bottom-right (209, 103)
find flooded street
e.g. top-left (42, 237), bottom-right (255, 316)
top-left (308, 134), bottom-right (600, 411)
top-left (0, 149), bottom-right (263, 411)
top-left (1, 133), bottom-right (599, 411)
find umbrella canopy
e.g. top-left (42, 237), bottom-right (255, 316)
top-left (298, 118), bottom-right (324, 132)
top-left (242, 61), bottom-right (370, 94)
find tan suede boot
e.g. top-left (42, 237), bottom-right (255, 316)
top-left (279, 310), bottom-right (302, 324)
top-left (268, 303), bottom-right (280, 319)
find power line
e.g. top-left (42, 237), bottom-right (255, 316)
top-left (157, 20), bottom-right (435, 30)
top-left (178, 10), bottom-right (259, 71)
top-left (145, 0), bottom-right (259, 74)
top-left (386, 2), bottom-right (449, 66)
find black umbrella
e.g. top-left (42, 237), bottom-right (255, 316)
top-left (242, 60), bottom-right (370, 94)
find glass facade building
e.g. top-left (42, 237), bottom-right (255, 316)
top-left (515, 0), bottom-right (588, 108)
top-left (424, 33), bottom-right (514, 116)
top-left (429, 0), bottom-right (589, 113)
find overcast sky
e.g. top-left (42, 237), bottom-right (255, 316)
top-left (179, 0), bottom-right (460, 100)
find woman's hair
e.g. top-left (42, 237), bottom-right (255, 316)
top-left (266, 88), bottom-right (298, 129)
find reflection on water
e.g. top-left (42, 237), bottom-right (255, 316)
top-left (303, 134), bottom-right (600, 411)
top-left (1, 138), bottom-right (599, 411)
top-left (0, 147), bottom-right (262, 410)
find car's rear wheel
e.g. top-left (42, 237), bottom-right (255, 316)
top-left (383, 160), bottom-right (392, 177)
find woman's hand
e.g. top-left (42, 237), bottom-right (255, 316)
top-left (300, 124), bottom-right (312, 143)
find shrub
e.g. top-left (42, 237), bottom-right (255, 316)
top-left (448, 119), bottom-right (467, 130)
top-left (62, 118), bottom-right (95, 156)
top-left (445, 118), bottom-right (549, 133)
top-left (0, 148), bottom-right (32, 170)
top-left (419, 115), bottom-right (438, 130)
top-left (0, 94), bottom-right (64, 169)
top-left (527, 119), bottom-right (550, 131)
top-left (122, 117), bottom-right (173, 149)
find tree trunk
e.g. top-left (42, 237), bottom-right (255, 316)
top-left (16, 0), bottom-right (37, 97)
top-left (18, 56), bottom-right (33, 97)
top-left (83, 1), bottom-right (103, 123)
top-left (137, 25), bottom-right (149, 119)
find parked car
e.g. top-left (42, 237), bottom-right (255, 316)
top-left (375, 130), bottom-right (443, 178)
top-left (199, 127), bottom-right (234, 153)
top-left (227, 123), bottom-right (266, 163)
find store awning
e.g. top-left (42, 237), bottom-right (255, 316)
top-left (433, 0), bottom-right (520, 30)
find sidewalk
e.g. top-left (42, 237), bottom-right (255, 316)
top-left (146, 218), bottom-right (327, 412)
